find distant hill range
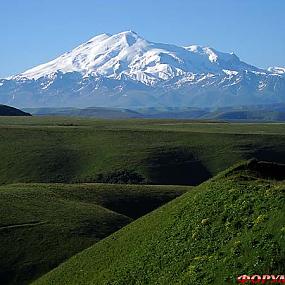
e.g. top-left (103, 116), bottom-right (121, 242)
top-left (24, 107), bottom-right (141, 119)
top-left (24, 104), bottom-right (285, 121)
top-left (0, 104), bottom-right (31, 116)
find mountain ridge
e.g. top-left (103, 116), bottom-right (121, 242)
top-left (1, 31), bottom-right (285, 108)
top-left (11, 31), bottom-right (265, 83)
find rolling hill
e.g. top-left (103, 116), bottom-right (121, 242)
top-left (0, 104), bottom-right (31, 116)
top-left (1, 117), bottom-right (285, 186)
top-left (0, 118), bottom-right (285, 284)
top-left (23, 105), bottom-right (285, 121)
top-left (34, 160), bottom-right (285, 285)
top-left (23, 107), bottom-right (142, 118)
top-left (0, 183), bottom-right (188, 284)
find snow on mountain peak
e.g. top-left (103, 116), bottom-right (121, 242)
top-left (268, 66), bottom-right (285, 75)
top-left (14, 31), bottom-right (263, 85)
top-left (2, 31), bottom-right (285, 109)
top-left (16, 31), bottom-right (150, 81)
top-left (185, 45), bottom-right (218, 62)
top-left (86, 33), bottom-right (111, 43)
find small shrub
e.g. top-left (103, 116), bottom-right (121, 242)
top-left (95, 170), bottom-right (146, 184)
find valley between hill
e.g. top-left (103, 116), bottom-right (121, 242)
top-left (0, 117), bottom-right (284, 284)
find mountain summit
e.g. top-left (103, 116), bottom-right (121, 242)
top-left (1, 31), bottom-right (285, 108)
top-left (14, 31), bottom-right (260, 85)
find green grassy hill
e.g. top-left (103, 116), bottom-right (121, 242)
top-left (0, 105), bottom-right (31, 116)
top-left (1, 117), bottom-right (285, 186)
top-left (1, 118), bottom-right (285, 284)
top-left (34, 160), bottom-right (285, 285)
top-left (0, 183), bottom-right (188, 285)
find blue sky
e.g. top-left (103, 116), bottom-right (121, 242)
top-left (1, 0), bottom-right (284, 77)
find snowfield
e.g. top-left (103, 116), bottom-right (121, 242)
top-left (1, 31), bottom-right (285, 108)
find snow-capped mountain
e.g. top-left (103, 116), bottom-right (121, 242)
top-left (1, 31), bottom-right (285, 108)
top-left (268, 66), bottom-right (285, 76)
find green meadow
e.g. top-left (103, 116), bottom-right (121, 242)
top-left (0, 183), bottom-right (188, 284)
top-left (0, 116), bottom-right (284, 284)
top-left (34, 160), bottom-right (285, 285)
top-left (1, 117), bottom-right (285, 186)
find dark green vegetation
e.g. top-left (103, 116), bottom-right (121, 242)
top-left (0, 117), bottom-right (285, 285)
top-left (34, 160), bottom-right (285, 285)
top-left (0, 105), bottom-right (31, 116)
top-left (1, 117), bottom-right (285, 186)
top-left (0, 183), bottom-right (188, 284)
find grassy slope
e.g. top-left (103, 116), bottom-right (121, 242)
top-left (35, 161), bottom-right (285, 285)
top-left (1, 117), bottom-right (285, 186)
top-left (0, 183), bottom-right (188, 285)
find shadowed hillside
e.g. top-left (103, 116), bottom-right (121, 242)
top-left (0, 183), bottom-right (188, 284)
top-left (34, 160), bottom-right (285, 285)
top-left (0, 105), bottom-right (31, 116)
top-left (0, 118), bottom-right (285, 186)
